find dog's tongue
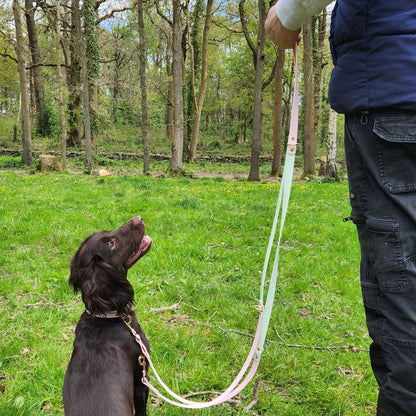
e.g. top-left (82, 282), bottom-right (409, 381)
top-left (127, 236), bottom-right (152, 266)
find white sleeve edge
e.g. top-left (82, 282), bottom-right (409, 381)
top-left (275, 0), bottom-right (333, 31)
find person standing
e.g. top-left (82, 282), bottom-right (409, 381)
top-left (265, 1), bottom-right (416, 415)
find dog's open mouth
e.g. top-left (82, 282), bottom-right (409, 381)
top-left (126, 235), bottom-right (152, 267)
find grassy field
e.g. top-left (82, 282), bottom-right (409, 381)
top-left (0, 170), bottom-right (377, 415)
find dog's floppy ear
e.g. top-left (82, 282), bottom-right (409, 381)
top-left (70, 257), bottom-right (135, 315)
top-left (69, 233), bottom-right (97, 294)
top-left (69, 233), bottom-right (98, 286)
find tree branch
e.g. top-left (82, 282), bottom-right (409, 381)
top-left (239, 0), bottom-right (256, 56)
top-left (154, 0), bottom-right (172, 26)
top-left (0, 50), bottom-right (17, 63)
top-left (96, 2), bottom-right (138, 25)
top-left (217, 325), bottom-right (369, 353)
top-left (26, 61), bottom-right (69, 69)
top-left (150, 298), bottom-right (182, 313)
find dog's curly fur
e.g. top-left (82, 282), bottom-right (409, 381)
top-left (63, 216), bottom-right (152, 416)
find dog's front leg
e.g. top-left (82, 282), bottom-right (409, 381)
top-left (134, 380), bottom-right (149, 416)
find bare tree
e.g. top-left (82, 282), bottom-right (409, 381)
top-left (80, 36), bottom-right (93, 171)
top-left (24, 0), bottom-right (45, 136)
top-left (13, 0), bottom-right (32, 166)
top-left (84, 0), bottom-right (99, 148)
top-left (56, 0), bottom-right (67, 169)
top-left (327, 107), bottom-right (338, 178)
top-left (68, 0), bottom-right (82, 147)
top-left (110, 24), bottom-right (130, 123)
top-left (239, 0), bottom-right (266, 181)
top-left (184, 0), bottom-right (203, 155)
top-left (303, 18), bottom-right (315, 174)
top-left (313, 10), bottom-right (327, 141)
top-left (138, 0), bottom-right (150, 173)
top-left (166, 57), bottom-right (174, 142)
top-left (171, 0), bottom-right (184, 175)
top-left (153, 1), bottom-right (174, 143)
top-left (271, 48), bottom-right (285, 177)
top-left (188, 0), bottom-right (214, 161)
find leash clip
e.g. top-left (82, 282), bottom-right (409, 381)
top-left (123, 314), bottom-right (150, 359)
top-left (122, 314), bottom-right (136, 336)
top-left (139, 354), bottom-right (148, 378)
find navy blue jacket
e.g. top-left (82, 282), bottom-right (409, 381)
top-left (329, 1), bottom-right (416, 114)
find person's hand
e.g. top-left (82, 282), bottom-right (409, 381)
top-left (265, 3), bottom-right (301, 49)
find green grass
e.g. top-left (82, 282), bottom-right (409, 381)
top-left (0, 172), bottom-right (376, 415)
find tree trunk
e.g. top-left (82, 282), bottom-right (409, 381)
top-left (56, 0), bottom-right (67, 170)
top-left (138, 0), bottom-right (150, 174)
top-left (313, 10), bottom-right (327, 144)
top-left (247, 0), bottom-right (266, 181)
top-left (68, 0), bottom-right (82, 147)
top-left (271, 48), bottom-right (285, 177)
top-left (189, 0), bottom-right (214, 161)
top-left (167, 70), bottom-right (174, 142)
top-left (171, 0), bottom-right (184, 175)
top-left (83, 0), bottom-right (99, 149)
top-left (24, 0), bottom-right (45, 136)
top-left (303, 18), bottom-right (315, 175)
top-left (327, 108), bottom-right (338, 178)
top-left (13, 0), bottom-right (32, 166)
top-left (14, 94), bottom-right (22, 143)
top-left (109, 25), bottom-right (130, 124)
top-left (80, 36), bottom-right (93, 171)
top-left (185, 0), bottom-right (203, 158)
top-left (112, 50), bottom-right (120, 122)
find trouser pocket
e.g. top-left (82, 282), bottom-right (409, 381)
top-left (360, 218), bottom-right (408, 293)
top-left (374, 113), bottom-right (416, 193)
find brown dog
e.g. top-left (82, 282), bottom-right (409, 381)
top-left (63, 216), bottom-right (152, 416)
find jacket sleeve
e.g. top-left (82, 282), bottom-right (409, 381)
top-left (275, 0), bottom-right (333, 31)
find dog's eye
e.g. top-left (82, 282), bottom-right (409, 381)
top-left (107, 239), bottom-right (116, 250)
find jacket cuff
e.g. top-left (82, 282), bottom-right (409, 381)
top-left (275, 0), bottom-right (331, 31)
top-left (275, 0), bottom-right (305, 31)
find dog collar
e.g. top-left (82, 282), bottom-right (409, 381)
top-left (85, 309), bottom-right (120, 319)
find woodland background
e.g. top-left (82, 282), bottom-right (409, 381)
top-left (0, 0), bottom-right (339, 180)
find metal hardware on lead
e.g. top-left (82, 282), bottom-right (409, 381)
top-left (139, 355), bottom-right (147, 377)
top-left (123, 314), bottom-right (132, 326)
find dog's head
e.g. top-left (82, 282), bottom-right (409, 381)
top-left (69, 216), bottom-right (152, 315)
